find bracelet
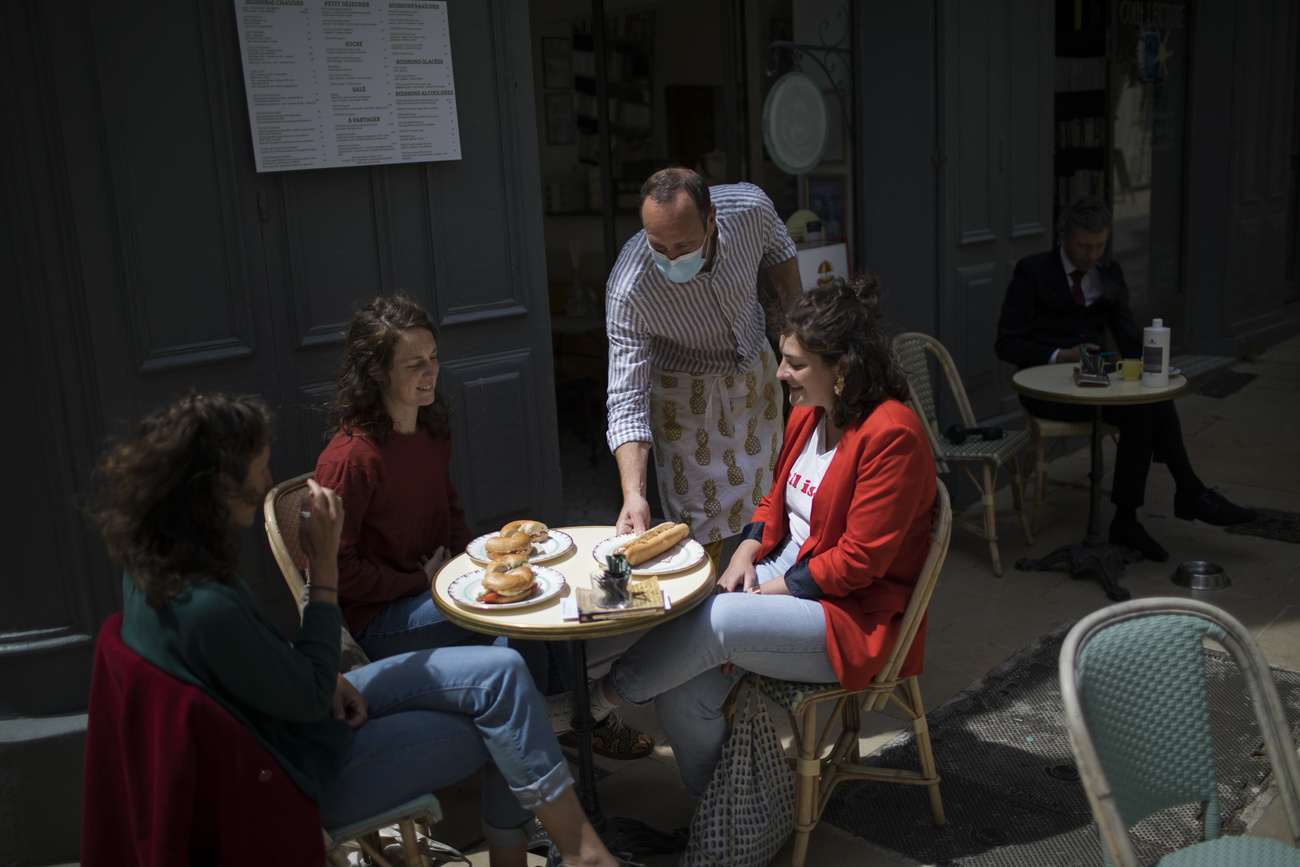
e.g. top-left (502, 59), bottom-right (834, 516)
top-left (307, 583), bottom-right (338, 593)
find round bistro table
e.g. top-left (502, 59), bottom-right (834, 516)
top-left (1011, 365), bottom-right (1188, 600)
top-left (431, 525), bottom-right (716, 845)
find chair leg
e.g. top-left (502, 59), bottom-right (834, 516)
top-left (980, 463), bottom-right (1003, 576)
top-left (399, 818), bottom-right (427, 867)
top-left (1009, 453), bottom-right (1033, 546)
top-left (357, 832), bottom-right (399, 867)
top-left (1032, 434), bottom-right (1048, 535)
top-left (791, 705), bottom-right (821, 867)
top-left (904, 677), bottom-right (946, 828)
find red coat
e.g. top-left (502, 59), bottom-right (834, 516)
top-left (750, 401), bottom-right (936, 691)
top-left (81, 613), bottom-right (323, 866)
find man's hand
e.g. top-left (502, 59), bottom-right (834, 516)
top-left (616, 494), bottom-right (651, 536)
top-left (332, 676), bottom-right (368, 730)
top-left (1054, 344), bottom-right (1100, 364)
top-left (613, 441), bottom-right (652, 535)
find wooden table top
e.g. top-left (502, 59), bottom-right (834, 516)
top-left (1012, 364), bottom-right (1189, 407)
top-left (431, 525), bottom-right (716, 640)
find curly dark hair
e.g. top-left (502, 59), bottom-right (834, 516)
top-left (780, 273), bottom-right (909, 429)
top-left (325, 291), bottom-right (452, 443)
top-left (92, 393), bottom-right (273, 609)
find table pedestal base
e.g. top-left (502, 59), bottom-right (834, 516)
top-left (1015, 541), bottom-right (1140, 601)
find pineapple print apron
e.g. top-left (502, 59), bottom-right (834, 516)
top-left (647, 347), bottom-right (783, 544)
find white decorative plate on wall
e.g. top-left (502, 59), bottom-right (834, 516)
top-left (762, 72), bottom-right (828, 176)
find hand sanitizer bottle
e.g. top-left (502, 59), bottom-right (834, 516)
top-left (1141, 318), bottom-right (1170, 388)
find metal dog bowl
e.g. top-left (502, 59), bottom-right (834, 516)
top-left (1171, 560), bottom-right (1230, 591)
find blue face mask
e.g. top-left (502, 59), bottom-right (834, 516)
top-left (648, 223), bottom-right (712, 283)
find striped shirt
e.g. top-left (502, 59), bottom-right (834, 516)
top-left (605, 183), bottom-right (797, 451)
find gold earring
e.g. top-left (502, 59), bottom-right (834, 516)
top-left (834, 375), bottom-right (845, 396)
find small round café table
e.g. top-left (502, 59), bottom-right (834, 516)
top-left (1011, 365), bottom-right (1188, 601)
top-left (432, 525), bottom-right (716, 849)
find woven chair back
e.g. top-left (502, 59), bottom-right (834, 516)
top-left (263, 471), bottom-right (313, 597)
top-left (1076, 613), bottom-right (1221, 834)
top-left (893, 333), bottom-right (981, 462)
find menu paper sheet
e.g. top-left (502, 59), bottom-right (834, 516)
top-left (232, 0), bottom-right (461, 172)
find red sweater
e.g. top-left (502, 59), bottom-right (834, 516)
top-left (315, 429), bottom-right (472, 632)
top-left (749, 402), bottom-right (936, 691)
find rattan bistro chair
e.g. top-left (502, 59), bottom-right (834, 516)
top-left (741, 480), bottom-right (952, 867)
top-left (1060, 598), bottom-right (1300, 866)
top-left (263, 472), bottom-right (468, 867)
top-left (1023, 410), bottom-right (1119, 535)
top-left (894, 333), bottom-right (1032, 576)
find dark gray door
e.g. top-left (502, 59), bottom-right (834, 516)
top-left (938, 0), bottom-right (1055, 420)
top-left (1, 0), bottom-right (559, 715)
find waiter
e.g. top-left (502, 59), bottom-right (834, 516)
top-left (605, 167), bottom-right (802, 567)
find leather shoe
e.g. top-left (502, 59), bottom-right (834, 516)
top-left (1174, 488), bottom-right (1258, 526)
top-left (1109, 519), bottom-right (1169, 563)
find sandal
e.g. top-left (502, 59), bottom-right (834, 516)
top-left (556, 711), bottom-right (655, 760)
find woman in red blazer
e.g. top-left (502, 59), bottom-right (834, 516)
top-left (553, 275), bottom-right (937, 795)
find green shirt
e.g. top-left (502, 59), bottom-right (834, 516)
top-left (120, 573), bottom-right (351, 802)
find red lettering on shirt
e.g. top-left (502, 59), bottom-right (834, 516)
top-left (787, 472), bottom-right (801, 490)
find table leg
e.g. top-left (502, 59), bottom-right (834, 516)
top-left (564, 638), bottom-right (688, 855)
top-left (1015, 407), bottom-right (1133, 600)
top-left (568, 638), bottom-right (600, 816)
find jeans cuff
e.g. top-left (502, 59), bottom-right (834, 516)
top-left (508, 758), bottom-right (575, 811)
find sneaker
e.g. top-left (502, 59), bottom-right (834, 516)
top-left (547, 680), bottom-right (617, 732)
top-left (557, 710), bottom-right (655, 760)
top-left (1109, 519), bottom-right (1169, 563)
top-left (1174, 488), bottom-right (1258, 526)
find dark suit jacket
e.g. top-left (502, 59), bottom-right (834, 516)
top-left (995, 248), bottom-right (1142, 368)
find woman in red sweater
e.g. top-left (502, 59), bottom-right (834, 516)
top-left (555, 274), bottom-right (937, 795)
top-left (315, 292), bottom-right (486, 661)
top-left (316, 292), bottom-right (653, 759)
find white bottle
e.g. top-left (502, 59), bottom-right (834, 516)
top-left (1141, 318), bottom-right (1171, 388)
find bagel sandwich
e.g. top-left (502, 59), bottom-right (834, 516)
top-left (485, 530), bottom-right (530, 560)
top-left (501, 519), bottom-right (549, 546)
top-left (478, 565), bottom-right (536, 604)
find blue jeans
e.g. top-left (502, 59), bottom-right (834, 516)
top-left (352, 593), bottom-right (571, 695)
top-left (321, 645), bottom-right (574, 847)
top-left (608, 545), bottom-right (835, 795)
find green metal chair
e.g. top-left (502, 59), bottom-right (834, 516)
top-left (1060, 597), bottom-right (1300, 866)
top-left (893, 333), bottom-right (1032, 576)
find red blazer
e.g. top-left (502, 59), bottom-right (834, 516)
top-left (749, 401), bottom-right (936, 691)
top-left (82, 613), bottom-right (323, 866)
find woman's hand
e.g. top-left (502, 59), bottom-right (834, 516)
top-left (717, 539), bottom-right (762, 592)
top-left (332, 675), bottom-right (369, 730)
top-left (748, 575), bottom-right (791, 596)
top-left (420, 546), bottom-right (451, 586)
top-left (299, 479), bottom-right (345, 567)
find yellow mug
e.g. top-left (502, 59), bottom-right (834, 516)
top-left (1118, 359), bottom-right (1142, 381)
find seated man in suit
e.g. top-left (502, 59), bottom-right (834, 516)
top-left (995, 200), bottom-right (1255, 562)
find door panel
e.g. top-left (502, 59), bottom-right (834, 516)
top-left (940, 0), bottom-right (1053, 422)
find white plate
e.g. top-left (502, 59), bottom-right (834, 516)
top-left (447, 565), bottom-right (566, 610)
top-left (466, 529), bottom-right (574, 564)
top-left (591, 534), bottom-right (707, 576)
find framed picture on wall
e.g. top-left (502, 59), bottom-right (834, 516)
top-left (821, 92), bottom-right (845, 164)
top-left (541, 37), bottom-right (572, 90)
top-left (805, 174), bottom-right (846, 239)
top-left (544, 92), bottom-right (576, 145)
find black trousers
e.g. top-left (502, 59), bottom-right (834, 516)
top-left (1020, 396), bottom-right (1202, 510)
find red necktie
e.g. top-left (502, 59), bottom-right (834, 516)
top-left (1069, 269), bottom-right (1086, 307)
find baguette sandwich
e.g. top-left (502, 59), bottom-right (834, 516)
top-left (616, 522), bottom-right (690, 566)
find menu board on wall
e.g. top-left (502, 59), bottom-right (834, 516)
top-left (232, 0), bottom-right (461, 172)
